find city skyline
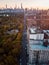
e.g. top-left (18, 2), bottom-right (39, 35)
top-left (0, 0), bottom-right (49, 9)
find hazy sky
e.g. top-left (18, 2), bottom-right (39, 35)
top-left (0, 0), bottom-right (49, 9)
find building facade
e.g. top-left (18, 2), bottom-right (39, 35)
top-left (27, 27), bottom-right (49, 65)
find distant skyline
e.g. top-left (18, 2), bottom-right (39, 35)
top-left (0, 0), bottom-right (49, 9)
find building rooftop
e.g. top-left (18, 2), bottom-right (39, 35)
top-left (43, 30), bottom-right (49, 33)
top-left (29, 27), bottom-right (36, 33)
top-left (30, 45), bottom-right (49, 51)
top-left (29, 34), bottom-right (44, 40)
top-left (29, 27), bottom-right (43, 33)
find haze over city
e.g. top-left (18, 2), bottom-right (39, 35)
top-left (0, 0), bottom-right (49, 9)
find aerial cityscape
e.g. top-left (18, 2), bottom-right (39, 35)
top-left (0, 0), bottom-right (49, 65)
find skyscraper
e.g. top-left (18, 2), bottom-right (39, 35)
top-left (21, 3), bottom-right (23, 9)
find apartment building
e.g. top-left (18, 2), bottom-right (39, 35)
top-left (27, 27), bottom-right (49, 65)
top-left (29, 45), bottom-right (49, 65)
top-left (26, 9), bottom-right (49, 30)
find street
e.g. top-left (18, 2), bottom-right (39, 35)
top-left (20, 12), bottom-right (28, 65)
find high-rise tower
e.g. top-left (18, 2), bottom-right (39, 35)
top-left (21, 3), bottom-right (23, 9)
top-left (6, 4), bottom-right (7, 9)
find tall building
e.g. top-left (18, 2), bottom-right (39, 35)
top-left (6, 4), bottom-right (7, 9)
top-left (27, 27), bottom-right (49, 65)
top-left (21, 3), bottom-right (23, 9)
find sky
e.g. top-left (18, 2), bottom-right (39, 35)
top-left (0, 0), bottom-right (49, 9)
